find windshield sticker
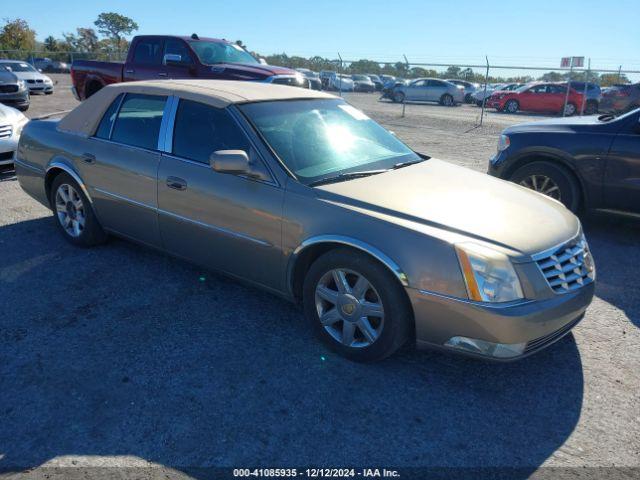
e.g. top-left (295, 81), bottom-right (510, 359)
top-left (338, 104), bottom-right (369, 121)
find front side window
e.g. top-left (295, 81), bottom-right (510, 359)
top-left (188, 41), bottom-right (258, 65)
top-left (111, 94), bottom-right (166, 150)
top-left (94, 94), bottom-right (123, 139)
top-left (240, 99), bottom-right (420, 185)
top-left (164, 39), bottom-right (194, 65)
top-left (427, 80), bottom-right (445, 87)
top-left (172, 100), bottom-right (250, 163)
top-left (133, 39), bottom-right (163, 65)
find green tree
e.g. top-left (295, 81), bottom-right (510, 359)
top-left (0, 18), bottom-right (36, 50)
top-left (600, 73), bottom-right (629, 86)
top-left (94, 12), bottom-right (138, 51)
top-left (43, 35), bottom-right (58, 52)
top-left (539, 71), bottom-right (564, 82)
top-left (76, 28), bottom-right (99, 52)
top-left (348, 59), bottom-right (381, 74)
top-left (445, 65), bottom-right (462, 78)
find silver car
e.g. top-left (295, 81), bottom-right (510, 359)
top-left (0, 102), bottom-right (29, 166)
top-left (14, 80), bottom-right (594, 362)
top-left (0, 60), bottom-right (54, 95)
top-left (391, 78), bottom-right (465, 105)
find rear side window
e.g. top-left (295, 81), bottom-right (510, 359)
top-left (111, 94), bottom-right (166, 150)
top-left (132, 39), bottom-right (163, 65)
top-left (427, 80), bottom-right (445, 87)
top-left (172, 100), bottom-right (250, 164)
top-left (94, 94), bottom-right (123, 139)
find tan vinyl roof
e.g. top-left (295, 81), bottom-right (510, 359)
top-left (58, 79), bottom-right (336, 138)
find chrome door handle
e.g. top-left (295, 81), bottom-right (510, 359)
top-left (81, 153), bottom-right (96, 164)
top-left (158, 72), bottom-right (168, 77)
top-left (166, 176), bottom-right (187, 191)
top-left (124, 69), bottom-right (134, 74)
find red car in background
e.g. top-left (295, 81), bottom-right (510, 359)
top-left (487, 82), bottom-right (585, 116)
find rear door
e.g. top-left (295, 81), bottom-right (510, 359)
top-left (603, 112), bottom-right (640, 213)
top-left (123, 37), bottom-right (164, 82)
top-left (426, 80), bottom-right (447, 102)
top-left (157, 99), bottom-right (285, 290)
top-left (83, 93), bottom-right (167, 247)
top-left (546, 84), bottom-right (567, 112)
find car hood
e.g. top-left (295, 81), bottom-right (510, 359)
top-left (207, 63), bottom-right (297, 80)
top-left (0, 103), bottom-right (25, 124)
top-left (315, 159), bottom-right (579, 258)
top-left (12, 71), bottom-right (45, 81)
top-left (504, 114), bottom-right (612, 134)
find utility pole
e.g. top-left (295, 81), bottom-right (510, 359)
top-left (480, 56), bottom-right (489, 126)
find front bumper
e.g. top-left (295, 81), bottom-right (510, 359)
top-left (27, 83), bottom-right (53, 94)
top-left (0, 89), bottom-right (30, 107)
top-left (407, 281), bottom-right (594, 360)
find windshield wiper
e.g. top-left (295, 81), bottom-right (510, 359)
top-left (597, 113), bottom-right (616, 122)
top-left (308, 169), bottom-right (389, 187)
top-left (393, 158), bottom-right (426, 169)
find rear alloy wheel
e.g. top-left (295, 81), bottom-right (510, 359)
top-left (50, 173), bottom-right (107, 246)
top-left (505, 99), bottom-right (519, 113)
top-left (393, 91), bottom-right (405, 103)
top-left (510, 161), bottom-right (580, 212)
top-left (563, 102), bottom-right (577, 116)
top-left (440, 94), bottom-right (454, 106)
top-left (303, 248), bottom-right (411, 362)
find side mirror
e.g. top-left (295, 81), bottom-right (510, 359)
top-left (163, 53), bottom-right (184, 66)
top-left (258, 58), bottom-right (268, 65)
top-left (210, 150), bottom-right (251, 175)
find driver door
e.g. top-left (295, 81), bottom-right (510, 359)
top-left (157, 98), bottom-right (285, 291)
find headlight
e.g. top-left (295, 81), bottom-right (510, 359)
top-left (18, 80), bottom-right (27, 90)
top-left (455, 242), bottom-right (524, 303)
top-left (44, 77), bottom-right (53, 84)
top-left (497, 134), bottom-right (510, 152)
top-left (15, 115), bottom-right (28, 136)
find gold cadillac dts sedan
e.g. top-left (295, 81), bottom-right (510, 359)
top-left (14, 80), bottom-right (595, 362)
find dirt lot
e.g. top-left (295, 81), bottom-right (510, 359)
top-left (1, 74), bottom-right (638, 478)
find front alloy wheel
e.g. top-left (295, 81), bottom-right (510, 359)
top-left (303, 248), bottom-right (411, 362)
top-left (315, 268), bottom-right (384, 348)
top-left (518, 174), bottom-right (561, 201)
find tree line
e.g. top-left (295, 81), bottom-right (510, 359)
top-left (0, 16), bottom-right (630, 86)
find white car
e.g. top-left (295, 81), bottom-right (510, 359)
top-left (0, 60), bottom-right (54, 95)
top-left (328, 74), bottom-right (355, 92)
top-left (0, 103), bottom-right (28, 166)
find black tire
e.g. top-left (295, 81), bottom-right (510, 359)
top-left (393, 91), bottom-right (405, 103)
top-left (504, 99), bottom-right (519, 114)
top-left (563, 102), bottom-right (577, 116)
top-left (302, 248), bottom-right (412, 362)
top-left (49, 172), bottom-right (107, 247)
top-left (476, 100), bottom-right (483, 107)
top-left (17, 105), bottom-right (29, 112)
top-left (45, 91), bottom-right (53, 95)
top-left (510, 161), bottom-right (580, 212)
top-left (440, 94), bottom-right (454, 106)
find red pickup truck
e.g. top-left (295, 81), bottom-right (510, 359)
top-left (71, 34), bottom-right (307, 100)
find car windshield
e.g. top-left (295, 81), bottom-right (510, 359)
top-left (188, 41), bottom-right (259, 65)
top-left (515, 84), bottom-right (532, 93)
top-left (353, 75), bottom-right (369, 81)
top-left (240, 99), bottom-right (421, 185)
top-left (1, 62), bottom-right (36, 72)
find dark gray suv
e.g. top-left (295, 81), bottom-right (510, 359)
top-left (0, 65), bottom-right (30, 111)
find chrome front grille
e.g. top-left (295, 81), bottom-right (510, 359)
top-left (0, 124), bottom-right (12, 139)
top-left (535, 235), bottom-right (595, 294)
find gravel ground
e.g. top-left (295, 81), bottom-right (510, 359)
top-left (0, 75), bottom-right (638, 479)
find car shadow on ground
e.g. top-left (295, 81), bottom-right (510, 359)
top-left (582, 214), bottom-right (640, 328)
top-left (0, 217), bottom-right (585, 479)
